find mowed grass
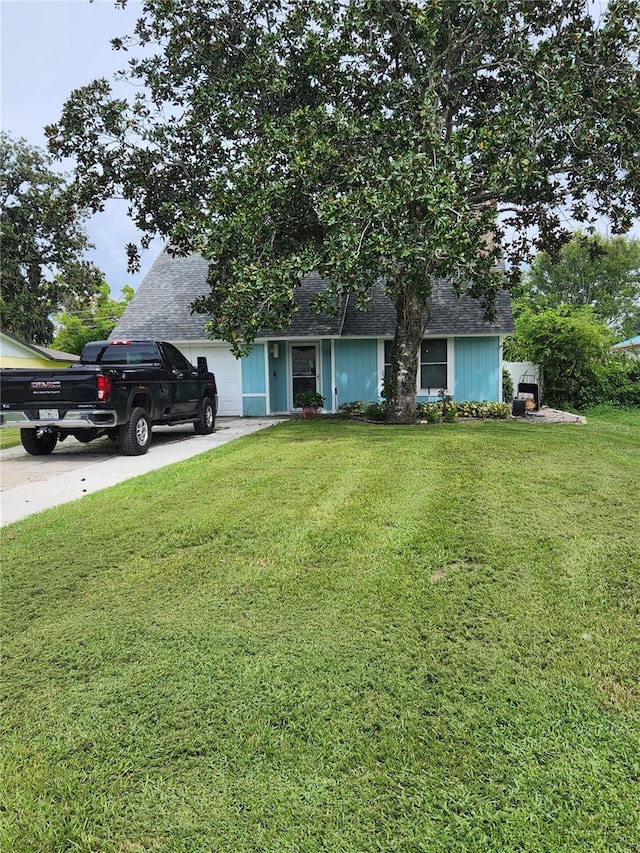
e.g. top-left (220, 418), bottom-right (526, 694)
top-left (2, 411), bottom-right (639, 852)
top-left (0, 427), bottom-right (20, 449)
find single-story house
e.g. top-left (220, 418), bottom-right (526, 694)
top-left (611, 334), bottom-right (640, 359)
top-left (0, 330), bottom-right (79, 369)
top-left (111, 249), bottom-right (514, 416)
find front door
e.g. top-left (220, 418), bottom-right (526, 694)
top-left (291, 344), bottom-right (319, 408)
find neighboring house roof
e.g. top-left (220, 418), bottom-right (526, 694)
top-left (611, 334), bottom-right (640, 353)
top-left (112, 248), bottom-right (514, 341)
top-left (35, 344), bottom-right (81, 361)
top-left (0, 330), bottom-right (79, 362)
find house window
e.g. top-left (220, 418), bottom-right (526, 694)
top-left (420, 339), bottom-right (447, 391)
top-left (383, 338), bottom-right (449, 393)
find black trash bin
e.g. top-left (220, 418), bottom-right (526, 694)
top-left (517, 381), bottom-right (540, 410)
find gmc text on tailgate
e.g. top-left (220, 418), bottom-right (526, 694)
top-left (0, 340), bottom-right (218, 456)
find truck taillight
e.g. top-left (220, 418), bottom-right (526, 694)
top-left (97, 374), bottom-right (112, 401)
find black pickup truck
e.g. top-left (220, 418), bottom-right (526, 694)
top-left (0, 340), bottom-right (218, 456)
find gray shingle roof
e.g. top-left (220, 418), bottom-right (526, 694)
top-left (260, 272), bottom-right (345, 338)
top-left (112, 251), bottom-right (211, 340)
top-left (340, 279), bottom-right (514, 337)
top-left (112, 248), bottom-right (514, 341)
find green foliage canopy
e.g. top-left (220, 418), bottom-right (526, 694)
top-left (47, 1), bottom-right (640, 420)
top-left (517, 234), bottom-right (640, 338)
top-left (52, 284), bottom-right (134, 355)
top-left (504, 306), bottom-right (613, 407)
top-left (0, 133), bottom-right (105, 344)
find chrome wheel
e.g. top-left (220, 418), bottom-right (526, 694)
top-left (205, 403), bottom-right (214, 429)
top-left (136, 416), bottom-right (149, 446)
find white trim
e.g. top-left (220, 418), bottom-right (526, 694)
top-left (423, 331), bottom-right (505, 339)
top-left (378, 336), bottom-right (455, 398)
top-left (331, 339), bottom-right (337, 411)
top-left (255, 333), bottom-right (500, 343)
top-left (417, 336), bottom-right (452, 395)
top-left (378, 339), bottom-right (387, 397)
top-left (264, 344), bottom-right (272, 414)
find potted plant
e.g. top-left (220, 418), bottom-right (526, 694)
top-left (294, 389), bottom-right (325, 418)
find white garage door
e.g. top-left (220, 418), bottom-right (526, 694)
top-left (175, 342), bottom-right (243, 416)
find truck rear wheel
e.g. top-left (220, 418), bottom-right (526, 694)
top-left (194, 397), bottom-right (216, 435)
top-left (119, 407), bottom-right (152, 456)
top-left (21, 428), bottom-right (58, 456)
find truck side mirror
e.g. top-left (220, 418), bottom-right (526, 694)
top-left (197, 356), bottom-right (208, 374)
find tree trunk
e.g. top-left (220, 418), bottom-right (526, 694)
top-left (386, 282), bottom-right (427, 424)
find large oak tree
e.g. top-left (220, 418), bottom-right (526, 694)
top-left (47, 0), bottom-right (640, 420)
top-left (1, 133), bottom-right (105, 344)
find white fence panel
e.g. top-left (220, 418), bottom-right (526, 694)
top-left (504, 361), bottom-right (541, 400)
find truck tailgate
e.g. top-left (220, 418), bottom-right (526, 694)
top-left (0, 367), bottom-right (102, 406)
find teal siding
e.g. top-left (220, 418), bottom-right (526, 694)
top-left (242, 345), bottom-right (267, 415)
top-left (335, 339), bottom-right (379, 403)
top-left (454, 337), bottom-right (500, 401)
top-left (259, 335), bottom-right (501, 414)
top-left (268, 340), bottom-right (288, 413)
top-left (321, 340), bottom-right (332, 410)
top-left (243, 396), bottom-right (267, 416)
top-left (241, 345), bottom-right (266, 393)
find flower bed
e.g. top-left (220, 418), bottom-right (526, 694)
top-left (336, 400), bottom-right (511, 422)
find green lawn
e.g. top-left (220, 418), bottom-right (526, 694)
top-left (0, 427), bottom-right (20, 449)
top-left (2, 411), bottom-right (639, 852)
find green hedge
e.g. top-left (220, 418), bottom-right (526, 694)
top-left (336, 401), bottom-right (366, 417)
top-left (577, 355), bottom-right (640, 409)
top-left (336, 400), bottom-right (511, 421)
top-left (456, 401), bottom-right (511, 419)
top-left (417, 400), bottom-right (510, 421)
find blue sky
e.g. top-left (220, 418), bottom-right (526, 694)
top-left (1, 0), bottom-right (162, 297)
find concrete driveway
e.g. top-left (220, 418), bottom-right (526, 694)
top-left (1, 417), bottom-right (286, 526)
